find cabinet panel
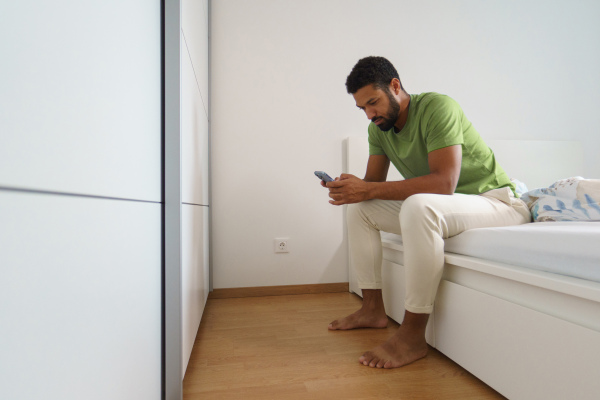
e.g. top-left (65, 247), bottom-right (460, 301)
top-left (182, 203), bottom-right (209, 376)
top-left (181, 33), bottom-right (210, 206)
top-left (0, 190), bottom-right (161, 400)
top-left (0, 1), bottom-right (161, 201)
top-left (182, 0), bottom-right (209, 106)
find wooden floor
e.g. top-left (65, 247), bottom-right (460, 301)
top-left (183, 292), bottom-right (505, 400)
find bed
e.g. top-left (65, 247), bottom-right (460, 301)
top-left (344, 137), bottom-right (600, 400)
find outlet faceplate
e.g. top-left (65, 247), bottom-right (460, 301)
top-left (274, 238), bottom-right (290, 253)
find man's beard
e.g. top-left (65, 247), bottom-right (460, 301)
top-left (372, 90), bottom-right (401, 132)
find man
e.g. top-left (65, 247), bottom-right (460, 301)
top-left (324, 56), bottom-right (530, 369)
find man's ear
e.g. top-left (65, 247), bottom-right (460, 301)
top-left (390, 78), bottom-right (401, 95)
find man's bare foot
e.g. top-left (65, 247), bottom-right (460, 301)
top-left (328, 308), bottom-right (388, 330)
top-left (329, 289), bottom-right (388, 330)
top-left (358, 323), bottom-right (428, 368)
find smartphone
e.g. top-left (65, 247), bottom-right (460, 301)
top-left (314, 171), bottom-right (334, 183)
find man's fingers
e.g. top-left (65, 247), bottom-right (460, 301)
top-left (327, 174), bottom-right (357, 187)
top-left (326, 179), bottom-right (345, 188)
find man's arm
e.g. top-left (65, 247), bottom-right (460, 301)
top-left (364, 154), bottom-right (390, 182)
top-left (327, 145), bottom-right (462, 205)
top-left (320, 154), bottom-right (390, 189)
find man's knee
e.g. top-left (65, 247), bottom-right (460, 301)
top-left (401, 194), bottom-right (437, 215)
top-left (400, 194), bottom-right (442, 229)
top-left (346, 202), bottom-right (367, 226)
top-left (347, 200), bottom-right (386, 229)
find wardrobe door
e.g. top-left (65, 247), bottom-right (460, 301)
top-left (0, 191), bottom-right (161, 400)
top-left (0, 0), bottom-right (161, 202)
top-left (0, 1), bottom-right (162, 399)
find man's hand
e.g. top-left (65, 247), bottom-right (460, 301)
top-left (326, 174), bottom-right (371, 205)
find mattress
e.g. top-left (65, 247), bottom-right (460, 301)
top-left (382, 222), bottom-right (600, 283)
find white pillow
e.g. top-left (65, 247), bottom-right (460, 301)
top-left (510, 178), bottom-right (529, 196)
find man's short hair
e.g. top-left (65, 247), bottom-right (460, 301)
top-left (345, 56), bottom-right (402, 94)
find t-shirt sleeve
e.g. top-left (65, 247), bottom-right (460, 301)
top-left (367, 123), bottom-right (386, 155)
top-left (423, 96), bottom-right (465, 153)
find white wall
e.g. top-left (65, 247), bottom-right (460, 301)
top-left (0, 1), bottom-right (162, 399)
top-left (211, 0), bottom-right (600, 289)
top-left (181, 0), bottom-right (210, 377)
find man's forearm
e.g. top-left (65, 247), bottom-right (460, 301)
top-left (365, 174), bottom-right (456, 201)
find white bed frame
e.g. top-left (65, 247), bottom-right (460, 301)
top-left (344, 137), bottom-right (600, 400)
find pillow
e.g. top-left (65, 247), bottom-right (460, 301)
top-left (520, 177), bottom-right (600, 222)
top-left (510, 178), bottom-right (529, 197)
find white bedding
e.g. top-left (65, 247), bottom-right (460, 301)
top-left (381, 222), bottom-right (600, 283)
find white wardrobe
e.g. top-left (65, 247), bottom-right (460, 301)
top-left (0, 1), bottom-right (209, 399)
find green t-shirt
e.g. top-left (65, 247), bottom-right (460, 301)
top-left (368, 92), bottom-right (515, 196)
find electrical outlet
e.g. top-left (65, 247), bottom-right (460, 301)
top-left (274, 238), bottom-right (290, 253)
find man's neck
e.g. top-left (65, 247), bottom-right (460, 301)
top-left (393, 93), bottom-right (411, 133)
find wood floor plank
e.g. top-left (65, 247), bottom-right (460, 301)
top-left (183, 292), bottom-right (505, 400)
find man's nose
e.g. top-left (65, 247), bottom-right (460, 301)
top-left (365, 108), bottom-right (376, 120)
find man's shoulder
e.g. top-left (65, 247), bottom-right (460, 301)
top-left (413, 93), bottom-right (464, 124)
top-left (413, 92), bottom-right (459, 110)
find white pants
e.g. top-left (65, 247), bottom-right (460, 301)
top-left (347, 187), bottom-right (531, 314)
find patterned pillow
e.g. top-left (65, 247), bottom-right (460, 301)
top-left (520, 177), bottom-right (600, 222)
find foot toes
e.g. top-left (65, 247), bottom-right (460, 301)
top-left (359, 352), bottom-right (374, 366)
top-left (369, 357), bottom-right (383, 368)
top-left (360, 351), bottom-right (384, 368)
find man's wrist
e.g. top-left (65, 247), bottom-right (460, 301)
top-left (365, 181), bottom-right (377, 200)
